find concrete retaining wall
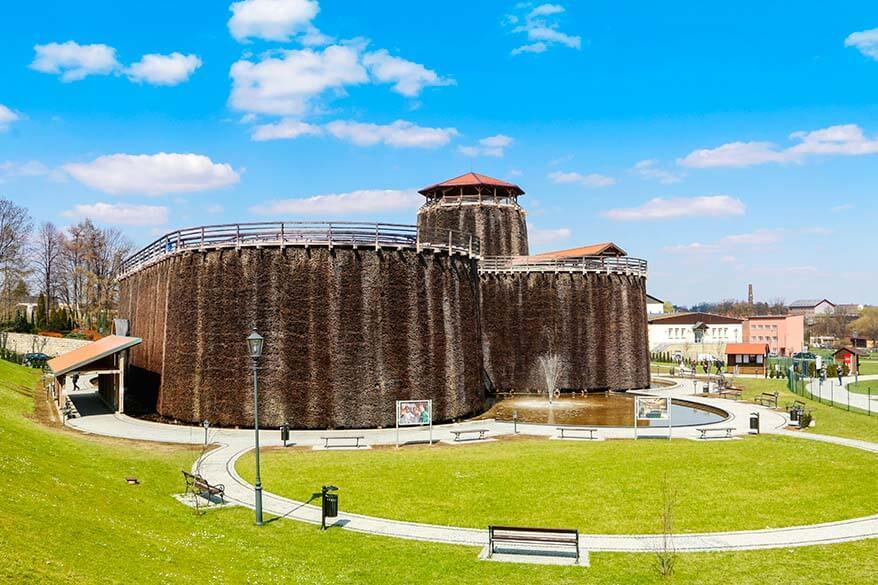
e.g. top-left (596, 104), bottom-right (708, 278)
top-left (2, 333), bottom-right (91, 357)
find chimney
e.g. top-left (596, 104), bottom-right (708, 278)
top-left (748, 284), bottom-right (754, 306)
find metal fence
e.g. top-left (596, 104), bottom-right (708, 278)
top-left (119, 221), bottom-right (481, 278)
top-left (478, 255), bottom-right (648, 276)
top-left (781, 358), bottom-right (875, 417)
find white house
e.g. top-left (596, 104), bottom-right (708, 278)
top-left (648, 312), bottom-right (744, 359)
top-left (646, 294), bottom-right (665, 316)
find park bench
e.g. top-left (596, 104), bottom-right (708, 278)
top-left (556, 427), bottom-right (598, 440)
top-left (718, 389), bottom-right (742, 400)
top-left (754, 392), bottom-right (779, 408)
top-left (321, 435), bottom-right (366, 449)
top-left (182, 470), bottom-right (225, 504)
top-left (450, 429), bottom-right (489, 442)
top-left (487, 525), bottom-right (580, 562)
top-left (696, 427), bottom-right (734, 439)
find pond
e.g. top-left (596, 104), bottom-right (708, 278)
top-left (477, 392), bottom-right (727, 427)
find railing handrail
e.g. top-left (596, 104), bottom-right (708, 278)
top-left (478, 255), bottom-right (647, 276)
top-left (119, 221), bottom-right (480, 278)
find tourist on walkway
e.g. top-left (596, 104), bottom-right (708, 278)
top-left (71, 373), bottom-right (79, 391)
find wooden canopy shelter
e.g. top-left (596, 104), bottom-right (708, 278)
top-left (418, 172), bottom-right (525, 206)
top-left (47, 335), bottom-right (142, 414)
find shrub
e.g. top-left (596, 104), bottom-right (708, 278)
top-left (800, 412), bottom-right (813, 428)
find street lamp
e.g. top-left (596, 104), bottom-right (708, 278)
top-left (247, 328), bottom-right (265, 526)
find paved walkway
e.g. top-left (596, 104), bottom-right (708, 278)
top-left (62, 379), bottom-right (878, 553)
top-left (806, 374), bottom-right (878, 414)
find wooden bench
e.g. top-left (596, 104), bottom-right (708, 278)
top-left (488, 525), bottom-right (580, 562)
top-left (556, 427), bottom-right (598, 440)
top-left (182, 470), bottom-right (225, 504)
top-left (321, 435), bottom-right (365, 449)
top-left (450, 429), bottom-right (489, 442)
top-left (718, 389), bottom-right (742, 400)
top-left (696, 427), bottom-right (734, 439)
top-left (754, 392), bottom-right (779, 408)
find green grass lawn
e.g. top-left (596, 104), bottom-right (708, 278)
top-left (238, 437), bottom-right (878, 534)
top-left (2, 360), bottom-right (878, 584)
top-left (859, 358), bottom-right (878, 376)
top-left (734, 377), bottom-right (878, 442)
top-left (848, 380), bottom-right (878, 395)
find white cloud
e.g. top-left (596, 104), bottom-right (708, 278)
top-left (362, 49), bottom-right (455, 97)
top-left (662, 242), bottom-right (720, 254)
top-left (62, 202), bottom-right (168, 226)
top-left (719, 229), bottom-right (783, 246)
top-left (126, 53), bottom-right (202, 85)
top-left (251, 118), bottom-right (323, 141)
top-left (458, 134), bottom-right (514, 157)
top-left (63, 153), bottom-right (240, 195)
top-left (603, 195), bottom-right (745, 220)
top-left (506, 3), bottom-right (581, 56)
top-left (548, 170), bottom-right (616, 187)
top-left (511, 42), bottom-right (547, 56)
top-left (632, 159), bottom-right (682, 184)
top-left (0, 160), bottom-right (68, 183)
top-left (832, 203), bottom-right (853, 212)
top-left (251, 188), bottom-right (421, 215)
top-left (30, 41), bottom-right (119, 81)
top-left (845, 28), bottom-right (878, 61)
top-left (228, 0), bottom-right (319, 42)
top-left (0, 105), bottom-right (20, 132)
top-left (229, 45), bottom-right (368, 116)
top-left (678, 141), bottom-right (788, 168)
top-left (528, 226), bottom-right (572, 246)
top-left (325, 120), bottom-right (457, 148)
top-left (787, 124), bottom-right (878, 156)
top-left (230, 44), bottom-right (452, 116)
top-left (204, 204), bottom-right (225, 214)
top-left (678, 124), bottom-right (878, 168)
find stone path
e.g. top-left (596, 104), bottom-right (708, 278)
top-left (62, 379), bottom-right (878, 553)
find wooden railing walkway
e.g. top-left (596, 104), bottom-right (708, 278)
top-left (478, 255), bottom-right (647, 276)
top-left (120, 222), bottom-right (480, 278)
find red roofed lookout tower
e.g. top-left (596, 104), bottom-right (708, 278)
top-left (417, 172), bottom-right (529, 257)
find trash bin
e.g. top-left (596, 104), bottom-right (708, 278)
top-left (323, 493), bottom-right (338, 518)
top-left (702, 384), bottom-right (710, 394)
top-left (280, 422), bottom-right (290, 445)
top-left (749, 412), bottom-right (760, 434)
top-left (789, 408), bottom-right (799, 423)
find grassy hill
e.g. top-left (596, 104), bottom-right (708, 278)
top-left (1, 361), bottom-right (877, 584)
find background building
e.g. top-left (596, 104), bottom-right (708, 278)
top-left (648, 312), bottom-right (743, 361)
top-left (743, 314), bottom-right (805, 356)
top-left (646, 294), bottom-right (665, 316)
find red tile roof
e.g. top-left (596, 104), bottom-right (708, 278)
top-left (533, 242), bottom-right (627, 258)
top-left (725, 343), bottom-right (769, 355)
top-left (47, 335), bottom-right (142, 376)
top-left (418, 172), bottom-right (524, 195)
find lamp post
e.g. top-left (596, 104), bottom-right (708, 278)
top-left (247, 328), bottom-right (265, 526)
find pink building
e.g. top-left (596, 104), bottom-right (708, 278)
top-left (743, 315), bottom-right (805, 356)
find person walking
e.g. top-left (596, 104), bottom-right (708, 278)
top-left (71, 373), bottom-right (79, 391)
top-left (837, 366), bottom-right (843, 387)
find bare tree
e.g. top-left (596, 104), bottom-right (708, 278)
top-left (30, 221), bottom-right (65, 324)
top-left (0, 199), bottom-right (32, 320)
top-left (655, 476), bottom-right (677, 577)
top-left (58, 219), bottom-right (132, 330)
top-left (538, 353), bottom-right (565, 404)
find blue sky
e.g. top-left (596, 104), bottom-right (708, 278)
top-left (1, 1), bottom-right (877, 305)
